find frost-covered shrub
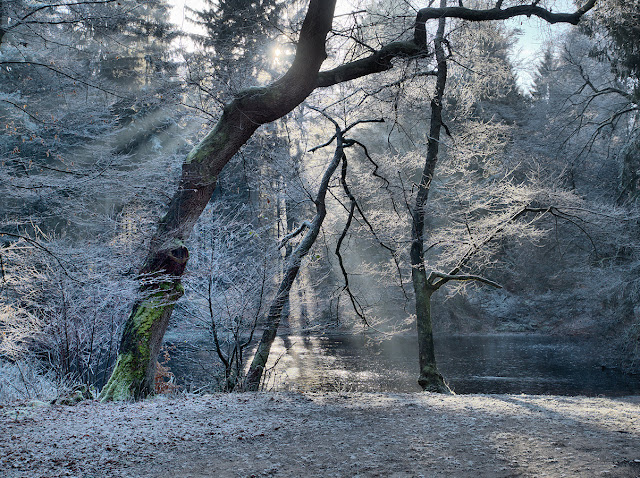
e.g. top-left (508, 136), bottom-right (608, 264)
top-left (0, 236), bottom-right (137, 392)
top-left (0, 359), bottom-right (58, 403)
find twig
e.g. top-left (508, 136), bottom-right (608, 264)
top-left (427, 271), bottom-right (502, 290)
top-left (0, 232), bottom-right (82, 283)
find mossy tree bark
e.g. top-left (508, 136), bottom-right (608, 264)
top-left (98, 282), bottom-right (184, 400)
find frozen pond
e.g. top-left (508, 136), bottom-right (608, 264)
top-left (167, 333), bottom-right (640, 396)
top-left (258, 334), bottom-right (640, 396)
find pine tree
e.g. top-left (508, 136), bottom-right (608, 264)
top-left (186, 0), bottom-right (286, 92)
top-left (530, 46), bottom-right (556, 102)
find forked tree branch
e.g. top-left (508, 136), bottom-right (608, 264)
top-left (314, 0), bottom-right (596, 91)
top-left (428, 204), bottom-right (605, 291)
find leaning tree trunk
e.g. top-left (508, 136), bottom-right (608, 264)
top-left (245, 119), bottom-right (347, 391)
top-left (99, 0), bottom-right (338, 401)
top-left (410, 2), bottom-right (452, 394)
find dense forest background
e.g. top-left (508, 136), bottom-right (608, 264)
top-left (1, 0), bottom-right (638, 400)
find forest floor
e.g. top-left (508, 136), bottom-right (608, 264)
top-left (1, 392), bottom-right (639, 478)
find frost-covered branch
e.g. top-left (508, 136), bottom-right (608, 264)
top-left (0, 232), bottom-right (81, 283)
top-left (278, 221), bottom-right (313, 249)
top-left (429, 202), bottom-right (615, 291)
top-left (427, 271), bottom-right (502, 290)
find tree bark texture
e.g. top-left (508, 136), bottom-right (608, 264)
top-left (410, 1), bottom-right (453, 394)
top-left (98, 283), bottom-right (183, 400)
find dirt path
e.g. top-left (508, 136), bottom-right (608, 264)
top-left (1, 392), bottom-right (639, 477)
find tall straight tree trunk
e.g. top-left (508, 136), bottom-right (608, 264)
top-left (410, 0), bottom-right (452, 394)
top-left (408, 1), bottom-right (594, 392)
top-left (99, 0), bottom-right (338, 401)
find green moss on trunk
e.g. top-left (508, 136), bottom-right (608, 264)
top-left (99, 283), bottom-right (182, 401)
top-left (98, 352), bottom-right (145, 401)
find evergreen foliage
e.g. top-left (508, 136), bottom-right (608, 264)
top-left (584, 0), bottom-right (640, 101)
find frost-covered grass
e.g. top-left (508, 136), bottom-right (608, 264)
top-left (0, 360), bottom-right (58, 404)
top-left (1, 392), bottom-right (639, 477)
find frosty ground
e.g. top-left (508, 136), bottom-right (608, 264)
top-left (1, 392), bottom-right (639, 478)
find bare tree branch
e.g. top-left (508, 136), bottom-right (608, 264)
top-left (316, 41), bottom-right (425, 88)
top-left (428, 271), bottom-right (502, 290)
top-left (415, 0), bottom-right (597, 47)
top-left (308, 117), bottom-right (384, 152)
top-left (335, 157), bottom-right (369, 326)
top-left (0, 232), bottom-right (82, 283)
top-left (278, 220), bottom-right (313, 249)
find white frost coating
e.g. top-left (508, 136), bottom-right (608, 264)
top-left (1, 392), bottom-right (639, 476)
